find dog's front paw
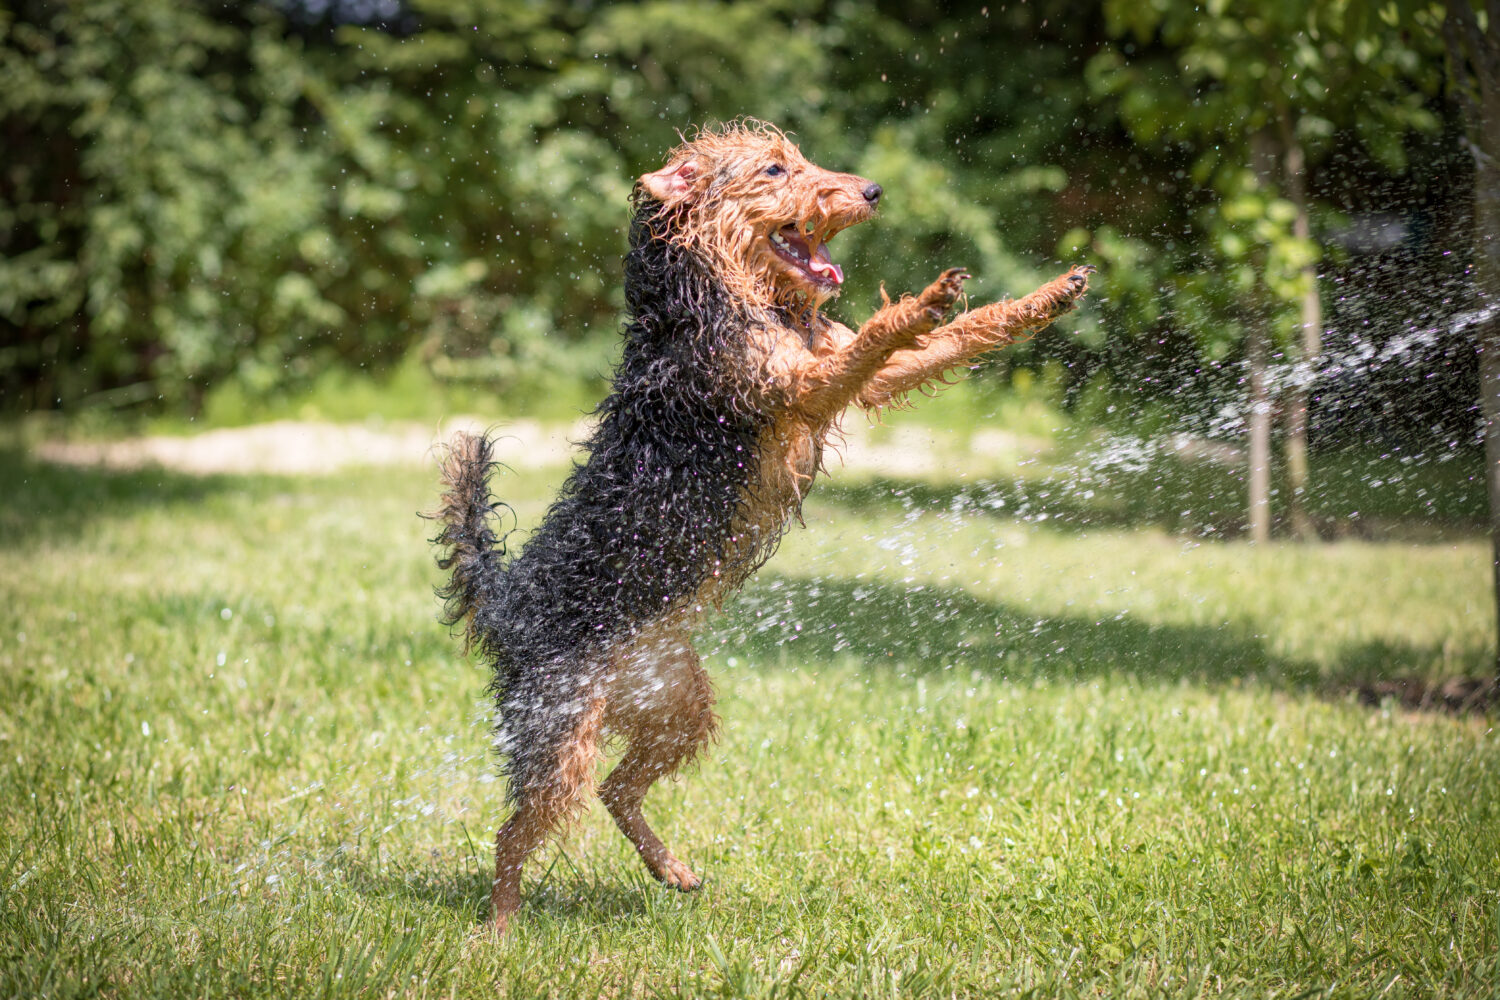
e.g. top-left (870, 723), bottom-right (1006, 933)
top-left (1066, 264), bottom-right (1096, 294)
top-left (1036, 264), bottom-right (1095, 321)
top-left (918, 267), bottom-right (970, 324)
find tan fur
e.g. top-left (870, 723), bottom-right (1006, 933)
top-left (482, 121), bottom-right (1091, 932)
top-left (599, 618), bottom-right (718, 890)
top-left (489, 693), bottom-right (606, 925)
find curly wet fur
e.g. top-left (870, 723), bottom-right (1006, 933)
top-left (432, 433), bottom-right (504, 651)
top-left (433, 198), bottom-right (786, 802)
top-left (427, 120), bottom-right (1093, 930)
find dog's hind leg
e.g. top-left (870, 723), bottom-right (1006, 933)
top-left (489, 690), bottom-right (606, 931)
top-left (600, 625), bottom-right (717, 891)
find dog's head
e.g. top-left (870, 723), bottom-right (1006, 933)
top-left (636, 120), bottom-right (881, 312)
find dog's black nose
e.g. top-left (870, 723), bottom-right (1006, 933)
top-left (863, 183), bottom-right (882, 204)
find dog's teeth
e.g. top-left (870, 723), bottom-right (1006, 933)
top-left (808, 259), bottom-right (845, 285)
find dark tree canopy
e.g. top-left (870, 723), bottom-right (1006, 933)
top-left (0, 0), bottom-right (1469, 444)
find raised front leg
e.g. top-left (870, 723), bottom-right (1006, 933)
top-left (791, 268), bottom-right (968, 424)
top-left (858, 265), bottom-right (1093, 409)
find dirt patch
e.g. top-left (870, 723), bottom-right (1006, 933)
top-left (1353, 676), bottom-right (1499, 716)
top-left (33, 418), bottom-right (590, 476)
top-left (31, 417), bottom-right (1044, 480)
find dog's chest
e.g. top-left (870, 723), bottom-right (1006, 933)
top-left (776, 420), bottom-right (822, 484)
top-left (737, 424), bottom-right (816, 545)
top-left (755, 321), bottom-right (842, 489)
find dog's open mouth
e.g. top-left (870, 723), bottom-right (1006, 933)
top-left (769, 225), bottom-right (844, 286)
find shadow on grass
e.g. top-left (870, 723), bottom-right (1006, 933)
top-left (325, 849), bottom-right (491, 923)
top-left (0, 447), bottom-right (261, 547)
top-left (327, 844), bottom-right (658, 928)
top-left (718, 572), bottom-right (1486, 693)
top-left (816, 446), bottom-right (1484, 541)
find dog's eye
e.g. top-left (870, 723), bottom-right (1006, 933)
top-left (764, 164), bottom-right (785, 177)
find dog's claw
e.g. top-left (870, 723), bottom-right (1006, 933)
top-left (939, 267), bottom-right (971, 291)
top-left (919, 267), bottom-right (968, 321)
top-left (1065, 265), bottom-right (1095, 294)
top-left (1029, 265), bottom-right (1095, 323)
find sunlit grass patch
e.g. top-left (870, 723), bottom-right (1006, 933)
top-left (0, 453), bottom-right (1494, 998)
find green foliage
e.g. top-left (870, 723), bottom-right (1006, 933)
top-left (0, 0), bottom-right (1454, 417)
top-left (1083, 0), bottom-right (1443, 355)
top-left (0, 0), bottom-right (1122, 413)
top-left (0, 2), bottom-right (336, 408)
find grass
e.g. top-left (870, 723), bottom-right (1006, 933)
top-left (0, 438), bottom-right (1496, 998)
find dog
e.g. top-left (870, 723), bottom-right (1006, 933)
top-left (432, 120), bottom-right (1092, 931)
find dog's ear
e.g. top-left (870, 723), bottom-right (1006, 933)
top-left (638, 157), bottom-right (701, 204)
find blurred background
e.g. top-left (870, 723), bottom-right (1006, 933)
top-left (5, 6), bottom-right (1500, 989)
top-left (0, 0), bottom-right (1487, 549)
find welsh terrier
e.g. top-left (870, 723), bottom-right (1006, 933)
top-left (432, 120), bottom-right (1092, 930)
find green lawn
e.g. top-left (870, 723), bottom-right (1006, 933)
top-left (0, 442), bottom-right (1495, 998)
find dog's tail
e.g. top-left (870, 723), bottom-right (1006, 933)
top-left (430, 431), bottom-right (507, 651)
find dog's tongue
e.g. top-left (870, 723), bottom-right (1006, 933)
top-left (808, 244), bottom-right (844, 285)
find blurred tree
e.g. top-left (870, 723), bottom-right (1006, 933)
top-left (0, 0), bottom-right (1460, 455)
top-left (1088, 0), bottom-right (1439, 541)
top-left (315, 0), bottom-right (1116, 393)
top-left (0, 0), bottom-right (341, 410)
top-left (1437, 0), bottom-right (1499, 673)
top-left (314, 0), bottom-right (847, 390)
top-left (1, 0), bottom-right (1123, 411)
top-left (813, 1), bottom-right (1128, 362)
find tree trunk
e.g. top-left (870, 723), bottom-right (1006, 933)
top-left (1442, 0), bottom-right (1500, 676)
top-left (1244, 129), bottom-right (1278, 546)
top-left (1247, 315), bottom-right (1273, 544)
top-left (1481, 217), bottom-right (1500, 679)
top-left (1478, 139), bottom-right (1500, 680)
top-left (1280, 118), bottom-right (1322, 542)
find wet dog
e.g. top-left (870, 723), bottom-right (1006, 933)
top-left (432, 120), bottom-right (1092, 930)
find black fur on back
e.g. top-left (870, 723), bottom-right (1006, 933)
top-left (433, 198), bottom-right (789, 800)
